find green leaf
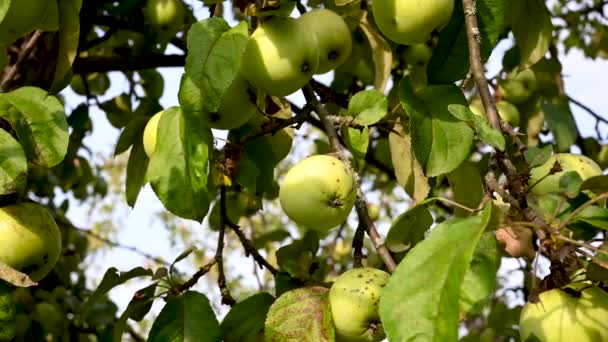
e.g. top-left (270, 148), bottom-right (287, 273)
top-left (581, 175), bottom-right (608, 193)
top-left (347, 89), bottom-right (388, 125)
top-left (428, 0), bottom-right (505, 84)
top-left (524, 145), bottom-right (553, 168)
top-left (447, 161), bottom-right (485, 217)
top-left (80, 267), bottom-right (152, 324)
top-left (506, 0), bottom-right (553, 66)
top-left (558, 171), bottom-right (583, 199)
top-left (0, 130), bottom-right (27, 195)
top-left (402, 82), bottom-right (475, 177)
top-left (459, 232), bottom-right (500, 316)
top-left (148, 107), bottom-right (213, 221)
top-left (359, 12), bottom-right (392, 92)
top-left (0, 87), bottom-right (68, 167)
top-left (386, 205), bottom-right (433, 253)
top-left (49, 0), bottom-right (82, 93)
top-left (541, 97), bottom-right (579, 152)
top-left (0, 1), bottom-right (11, 23)
top-left (221, 293), bottom-right (275, 342)
top-left (114, 115), bottom-right (148, 156)
top-left (99, 94), bottom-right (133, 129)
top-left (570, 205), bottom-right (608, 231)
top-left (447, 104), bottom-right (505, 151)
top-left (125, 139), bottom-right (149, 207)
top-left (388, 120), bottom-right (430, 202)
top-left (379, 205), bottom-right (494, 341)
top-left (276, 241), bottom-right (315, 280)
top-left (343, 126), bottom-right (369, 161)
top-left (147, 291), bottom-right (221, 342)
top-left (264, 286), bottom-right (334, 342)
top-left (179, 18), bottom-right (248, 114)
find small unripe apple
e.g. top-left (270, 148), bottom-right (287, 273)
top-left (597, 144), bottom-right (608, 169)
top-left (403, 43), bottom-right (434, 67)
top-left (498, 69), bottom-right (537, 104)
top-left (298, 9), bottom-right (353, 74)
top-left (0, 203), bottom-right (62, 282)
top-left (241, 16), bottom-right (319, 96)
top-left (279, 155), bottom-right (356, 232)
top-left (528, 153), bottom-right (602, 195)
top-left (329, 267), bottom-right (390, 342)
top-left (519, 287), bottom-right (608, 342)
top-left (199, 73), bottom-right (258, 130)
top-left (70, 73), bottom-right (111, 96)
top-left (143, 111), bottom-right (163, 157)
top-left (372, 0), bottom-right (455, 45)
top-left (144, 0), bottom-right (185, 36)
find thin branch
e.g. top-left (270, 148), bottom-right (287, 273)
top-left (72, 54), bottom-right (185, 73)
top-left (568, 95), bottom-right (608, 124)
top-left (302, 83), bottom-right (397, 272)
top-left (175, 260), bottom-right (216, 293)
top-left (0, 30), bottom-right (44, 92)
top-left (557, 192), bottom-right (608, 231)
top-left (226, 218), bottom-right (279, 275)
top-left (461, 0), bottom-right (500, 130)
top-left (68, 225), bottom-right (172, 266)
top-left (217, 185), bottom-right (236, 306)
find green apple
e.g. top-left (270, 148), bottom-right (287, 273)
top-left (279, 155), bottom-right (356, 231)
top-left (200, 73), bottom-right (258, 130)
top-left (529, 153), bottom-right (602, 195)
top-left (498, 68), bottom-right (537, 104)
top-left (241, 16), bottom-right (319, 96)
top-left (329, 267), bottom-right (391, 342)
top-left (144, 0), bottom-right (185, 36)
top-left (0, 203), bottom-right (62, 282)
top-left (520, 287), bottom-right (608, 342)
top-left (469, 98), bottom-right (521, 126)
top-left (298, 9), bottom-right (353, 74)
top-left (143, 111), bottom-right (163, 157)
top-left (372, 0), bottom-right (454, 45)
top-left (597, 144), bottom-right (608, 169)
top-left (403, 43), bottom-right (434, 67)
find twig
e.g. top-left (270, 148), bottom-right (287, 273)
top-left (236, 105), bottom-right (312, 146)
top-left (557, 193), bottom-right (608, 230)
top-left (461, 0), bottom-right (500, 131)
top-left (302, 83), bottom-right (397, 272)
top-left (352, 220), bottom-right (366, 268)
top-left (175, 260), bottom-right (216, 293)
top-left (217, 185), bottom-right (236, 305)
top-left (72, 54), bottom-right (185, 73)
top-left (568, 95), bottom-right (608, 138)
top-left (226, 218), bottom-right (279, 275)
top-left (461, 0), bottom-right (528, 152)
top-left (68, 225), bottom-right (172, 266)
top-left (0, 30), bottom-right (44, 92)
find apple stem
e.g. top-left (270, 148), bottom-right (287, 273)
top-left (302, 84), bottom-right (397, 272)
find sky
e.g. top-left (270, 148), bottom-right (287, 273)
top-left (58, 0), bottom-right (608, 335)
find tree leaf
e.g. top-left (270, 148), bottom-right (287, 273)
top-left (179, 18), bottom-right (248, 114)
top-left (221, 293), bottom-right (275, 342)
top-left (459, 232), bottom-right (500, 316)
top-left (380, 205), bottom-right (494, 341)
top-left (147, 291), bottom-right (221, 342)
top-left (49, 0), bottom-right (82, 93)
top-left (401, 82), bottom-right (475, 177)
top-left (347, 89), bottom-right (388, 125)
top-left (388, 119), bottom-right (430, 202)
top-left (447, 161), bottom-right (485, 217)
top-left (148, 107), bottom-right (213, 222)
top-left (428, 0), bottom-right (505, 84)
top-left (358, 12), bottom-right (392, 92)
top-left (0, 87), bottom-right (68, 167)
top-left (506, 0), bottom-right (553, 66)
top-left (114, 115), bottom-right (148, 156)
top-left (343, 126), bottom-right (369, 161)
top-left (264, 286), bottom-right (334, 342)
top-left (0, 130), bottom-right (27, 195)
top-left (581, 175), bottom-right (608, 193)
top-left (125, 139), bottom-right (149, 207)
top-left (447, 104), bottom-right (505, 151)
top-left (541, 97), bottom-right (579, 152)
top-left (386, 205), bottom-right (433, 253)
top-left (80, 267), bottom-right (152, 324)
top-left (524, 145), bottom-right (553, 168)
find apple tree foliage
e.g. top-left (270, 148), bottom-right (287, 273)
top-left (0, 0), bottom-right (608, 341)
